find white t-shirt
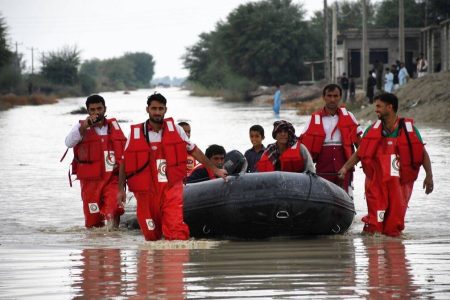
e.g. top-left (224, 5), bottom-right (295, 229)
top-left (65, 123), bottom-right (109, 148)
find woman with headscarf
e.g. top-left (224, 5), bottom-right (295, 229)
top-left (257, 120), bottom-right (314, 173)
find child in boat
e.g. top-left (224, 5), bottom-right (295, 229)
top-left (244, 125), bottom-right (265, 173)
top-left (178, 121), bottom-right (197, 175)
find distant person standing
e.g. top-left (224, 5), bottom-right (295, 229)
top-left (384, 68), bottom-right (394, 93)
top-left (366, 71), bottom-right (377, 104)
top-left (398, 63), bottom-right (409, 87)
top-left (273, 84), bottom-right (282, 114)
top-left (417, 53), bottom-right (428, 78)
top-left (349, 78), bottom-right (356, 104)
top-left (340, 73), bottom-right (349, 103)
top-left (374, 60), bottom-right (384, 92)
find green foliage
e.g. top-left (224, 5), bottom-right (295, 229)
top-left (183, 0), bottom-right (316, 99)
top-left (79, 52), bottom-right (155, 92)
top-left (41, 46), bottom-right (81, 85)
top-left (123, 52), bottom-right (155, 85)
top-left (373, 0), bottom-right (425, 28)
top-left (427, 0), bottom-right (450, 24)
top-left (0, 15), bottom-right (12, 69)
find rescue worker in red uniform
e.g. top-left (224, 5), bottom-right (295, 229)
top-left (178, 121), bottom-right (197, 175)
top-left (257, 120), bottom-right (315, 173)
top-left (64, 95), bottom-right (127, 230)
top-left (187, 144), bottom-right (226, 183)
top-left (117, 93), bottom-right (228, 241)
top-left (300, 84), bottom-right (363, 195)
top-left (338, 93), bottom-right (434, 237)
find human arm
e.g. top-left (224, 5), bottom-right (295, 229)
top-left (337, 151), bottom-right (360, 179)
top-left (65, 115), bottom-right (103, 148)
top-left (190, 147), bottom-right (228, 180)
top-left (422, 148), bottom-right (433, 194)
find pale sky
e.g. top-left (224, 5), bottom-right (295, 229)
top-left (1, 0), bottom-right (328, 78)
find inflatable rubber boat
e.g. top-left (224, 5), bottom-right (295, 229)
top-left (184, 171), bottom-right (355, 239)
top-left (123, 150), bottom-right (355, 239)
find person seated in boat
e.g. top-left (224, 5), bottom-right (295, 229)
top-left (187, 144), bottom-right (226, 183)
top-left (257, 120), bottom-right (315, 173)
top-left (178, 121), bottom-right (197, 175)
top-left (244, 124), bottom-right (266, 173)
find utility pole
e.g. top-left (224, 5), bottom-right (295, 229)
top-left (331, 2), bottom-right (338, 83)
top-left (27, 47), bottom-right (35, 75)
top-left (324, 0), bottom-right (330, 81)
top-left (399, 0), bottom-right (405, 63)
top-left (362, 0), bottom-right (368, 93)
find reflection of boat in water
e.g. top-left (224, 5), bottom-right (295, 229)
top-left (184, 171), bottom-right (355, 239)
top-left (123, 150), bottom-right (355, 239)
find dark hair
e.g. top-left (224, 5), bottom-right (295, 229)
top-left (322, 83), bottom-right (342, 97)
top-left (205, 144), bottom-right (226, 159)
top-left (85, 94), bottom-right (105, 108)
top-left (374, 93), bottom-right (398, 113)
top-left (178, 121), bottom-right (190, 127)
top-left (249, 124), bottom-right (265, 138)
top-left (147, 92), bottom-right (167, 106)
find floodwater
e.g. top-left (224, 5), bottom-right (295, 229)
top-left (0, 87), bottom-right (449, 299)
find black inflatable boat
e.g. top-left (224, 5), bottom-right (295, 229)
top-left (184, 171), bottom-right (355, 239)
top-left (122, 150), bottom-right (355, 239)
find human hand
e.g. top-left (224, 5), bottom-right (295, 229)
top-left (337, 167), bottom-right (347, 180)
top-left (117, 189), bottom-right (126, 207)
top-left (423, 174), bottom-right (433, 194)
top-left (215, 168), bottom-right (228, 181)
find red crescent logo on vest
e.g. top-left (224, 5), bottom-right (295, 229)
top-left (391, 156), bottom-right (400, 172)
top-left (158, 160), bottom-right (167, 176)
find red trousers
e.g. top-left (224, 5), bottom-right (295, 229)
top-left (80, 175), bottom-right (124, 228)
top-left (134, 181), bottom-right (189, 241)
top-left (316, 145), bottom-right (352, 193)
top-left (363, 175), bottom-right (414, 237)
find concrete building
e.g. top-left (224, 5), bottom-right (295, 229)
top-left (337, 28), bottom-right (421, 80)
top-left (421, 18), bottom-right (450, 73)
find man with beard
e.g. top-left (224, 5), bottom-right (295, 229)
top-left (338, 93), bottom-right (434, 237)
top-left (300, 84), bottom-right (362, 196)
top-left (118, 92), bottom-right (227, 241)
top-left (64, 94), bottom-right (127, 230)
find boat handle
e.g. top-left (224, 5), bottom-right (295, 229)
top-left (276, 211), bottom-right (289, 219)
top-left (203, 225), bottom-right (211, 234)
top-left (331, 224), bottom-right (341, 233)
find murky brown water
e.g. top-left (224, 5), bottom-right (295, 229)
top-left (1, 88), bottom-right (449, 299)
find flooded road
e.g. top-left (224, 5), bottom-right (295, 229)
top-left (0, 88), bottom-right (449, 298)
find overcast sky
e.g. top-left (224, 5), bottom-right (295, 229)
top-left (1, 0), bottom-right (329, 78)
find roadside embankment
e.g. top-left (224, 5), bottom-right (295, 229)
top-left (0, 93), bottom-right (58, 111)
top-left (355, 71), bottom-right (450, 125)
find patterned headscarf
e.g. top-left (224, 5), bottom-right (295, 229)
top-left (265, 120), bottom-right (298, 166)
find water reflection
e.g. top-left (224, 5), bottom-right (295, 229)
top-left (71, 248), bottom-right (188, 299)
top-left (355, 237), bottom-right (418, 299)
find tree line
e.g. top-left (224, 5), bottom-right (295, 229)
top-left (0, 15), bottom-right (155, 97)
top-left (182, 0), bottom-right (449, 100)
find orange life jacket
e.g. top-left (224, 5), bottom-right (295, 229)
top-left (189, 163), bottom-right (216, 180)
top-left (300, 107), bottom-right (359, 161)
top-left (257, 142), bottom-right (305, 173)
top-left (358, 118), bottom-right (424, 183)
top-left (72, 118), bottom-right (126, 180)
top-left (124, 118), bottom-right (188, 192)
